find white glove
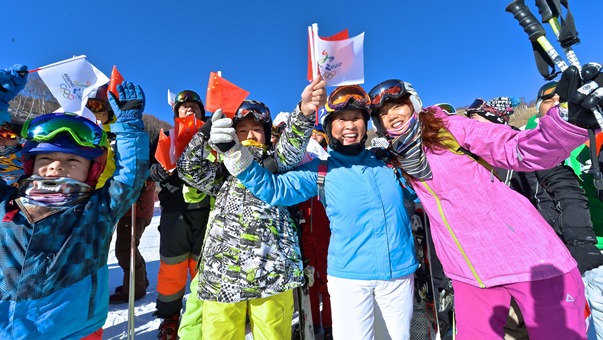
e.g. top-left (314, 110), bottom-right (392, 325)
top-left (208, 109), bottom-right (239, 152)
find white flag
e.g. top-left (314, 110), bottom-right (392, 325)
top-left (168, 89), bottom-right (177, 108)
top-left (314, 31), bottom-right (365, 86)
top-left (37, 55), bottom-right (109, 121)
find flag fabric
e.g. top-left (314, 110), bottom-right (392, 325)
top-left (174, 114), bottom-right (204, 157)
top-left (37, 55), bottom-right (109, 121)
top-left (307, 28), bottom-right (349, 81)
top-left (168, 89), bottom-right (177, 108)
top-left (205, 72), bottom-right (249, 118)
top-left (309, 24), bottom-right (365, 86)
top-left (154, 128), bottom-right (177, 171)
top-left (108, 65), bottom-right (124, 98)
top-left (155, 114), bottom-right (204, 171)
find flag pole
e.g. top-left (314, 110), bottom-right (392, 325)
top-left (127, 204), bottom-right (137, 339)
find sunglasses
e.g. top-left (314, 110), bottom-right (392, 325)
top-left (236, 100), bottom-right (271, 124)
top-left (86, 98), bottom-right (110, 114)
top-left (0, 130), bottom-right (18, 140)
top-left (434, 103), bottom-right (456, 115)
top-left (325, 85), bottom-right (370, 113)
top-left (22, 113), bottom-right (107, 148)
top-left (369, 79), bottom-right (414, 111)
top-left (175, 90), bottom-right (201, 104)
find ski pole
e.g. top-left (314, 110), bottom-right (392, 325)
top-left (127, 204), bottom-right (136, 339)
top-left (506, 0), bottom-right (603, 129)
top-left (506, 1), bottom-right (569, 72)
top-left (535, 0), bottom-right (581, 70)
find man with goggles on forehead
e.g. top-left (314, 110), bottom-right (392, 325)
top-left (177, 77), bottom-right (327, 339)
top-left (148, 89), bottom-right (212, 338)
top-left (209, 81), bottom-right (421, 339)
top-left (364, 68), bottom-right (603, 339)
top-left (0, 80), bottom-right (149, 339)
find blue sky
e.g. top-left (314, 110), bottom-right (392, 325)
top-left (3, 0), bottom-right (603, 124)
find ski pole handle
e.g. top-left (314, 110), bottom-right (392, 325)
top-left (505, 1), bottom-right (546, 41)
top-left (506, 0), bottom-right (569, 71)
top-left (534, 0), bottom-right (582, 69)
top-left (535, 0), bottom-right (555, 22)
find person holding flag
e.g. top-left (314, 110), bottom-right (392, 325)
top-left (0, 80), bottom-right (149, 339)
top-left (176, 75), bottom-right (326, 339)
top-left (149, 89), bottom-right (212, 338)
top-left (207, 83), bottom-right (419, 339)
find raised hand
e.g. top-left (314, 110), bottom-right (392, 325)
top-left (300, 75), bottom-right (327, 116)
top-left (556, 62), bottom-right (603, 129)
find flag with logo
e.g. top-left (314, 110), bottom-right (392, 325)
top-left (36, 55), bottom-right (109, 121)
top-left (308, 28), bottom-right (349, 81)
top-left (205, 72), bottom-right (249, 118)
top-left (308, 24), bottom-right (365, 86)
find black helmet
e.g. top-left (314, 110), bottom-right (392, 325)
top-left (173, 90), bottom-right (205, 118)
top-left (234, 99), bottom-right (272, 146)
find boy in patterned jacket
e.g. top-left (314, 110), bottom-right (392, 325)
top-left (176, 78), bottom-right (326, 339)
top-left (0, 81), bottom-right (149, 339)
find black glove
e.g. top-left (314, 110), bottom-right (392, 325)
top-left (198, 118), bottom-right (212, 140)
top-left (566, 243), bottom-right (603, 275)
top-left (556, 63), bottom-right (603, 129)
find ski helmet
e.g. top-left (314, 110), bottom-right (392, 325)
top-left (368, 79), bottom-right (423, 135)
top-left (173, 90), bottom-right (205, 119)
top-left (233, 99), bottom-right (273, 147)
top-left (536, 81), bottom-right (558, 113)
top-left (21, 113), bottom-right (108, 187)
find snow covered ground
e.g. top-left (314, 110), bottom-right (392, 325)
top-left (102, 206), bottom-right (324, 339)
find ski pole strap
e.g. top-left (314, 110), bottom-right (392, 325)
top-left (588, 129), bottom-right (603, 190)
top-left (317, 159), bottom-right (328, 208)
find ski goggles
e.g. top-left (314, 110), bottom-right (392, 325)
top-left (175, 90), bottom-right (202, 104)
top-left (86, 98), bottom-right (111, 113)
top-left (369, 79), bottom-right (413, 111)
top-left (434, 103), bottom-right (456, 115)
top-left (22, 113), bottom-right (107, 148)
top-left (537, 81), bottom-right (558, 101)
top-left (0, 130), bottom-right (18, 140)
top-left (236, 100), bottom-right (271, 124)
top-left (325, 85), bottom-right (370, 113)
top-left (465, 98), bottom-right (486, 115)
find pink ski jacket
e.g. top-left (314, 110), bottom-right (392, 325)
top-left (413, 106), bottom-right (589, 287)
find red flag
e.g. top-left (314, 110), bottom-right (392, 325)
top-left (154, 128), bottom-right (176, 171)
top-left (205, 72), bottom-right (249, 118)
top-left (108, 65), bottom-right (125, 98)
top-left (307, 28), bottom-right (349, 81)
top-left (174, 115), bottom-right (204, 158)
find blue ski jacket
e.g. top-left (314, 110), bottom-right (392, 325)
top-left (235, 147), bottom-right (418, 281)
top-left (0, 121), bottom-right (149, 339)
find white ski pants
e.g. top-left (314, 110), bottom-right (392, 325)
top-left (327, 274), bottom-right (414, 340)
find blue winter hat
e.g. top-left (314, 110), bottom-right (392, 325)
top-left (22, 134), bottom-right (104, 160)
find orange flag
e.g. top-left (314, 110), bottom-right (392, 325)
top-left (174, 115), bottom-right (204, 158)
top-left (205, 72), bottom-right (249, 118)
top-left (154, 128), bottom-right (177, 171)
top-left (307, 28), bottom-right (349, 81)
top-left (108, 65), bottom-right (125, 98)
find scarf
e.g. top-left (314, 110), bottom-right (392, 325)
top-left (18, 176), bottom-right (93, 207)
top-left (388, 113), bottom-right (432, 179)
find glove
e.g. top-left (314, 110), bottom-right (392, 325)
top-left (208, 109), bottom-right (238, 153)
top-left (0, 64), bottom-right (28, 111)
top-left (198, 116), bottom-right (213, 140)
top-left (566, 243), bottom-right (603, 275)
top-left (108, 81), bottom-right (145, 125)
top-left (556, 62), bottom-right (603, 129)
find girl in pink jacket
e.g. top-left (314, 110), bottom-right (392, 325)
top-left (368, 70), bottom-right (598, 339)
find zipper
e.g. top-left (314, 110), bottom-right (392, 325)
top-left (420, 180), bottom-right (486, 288)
